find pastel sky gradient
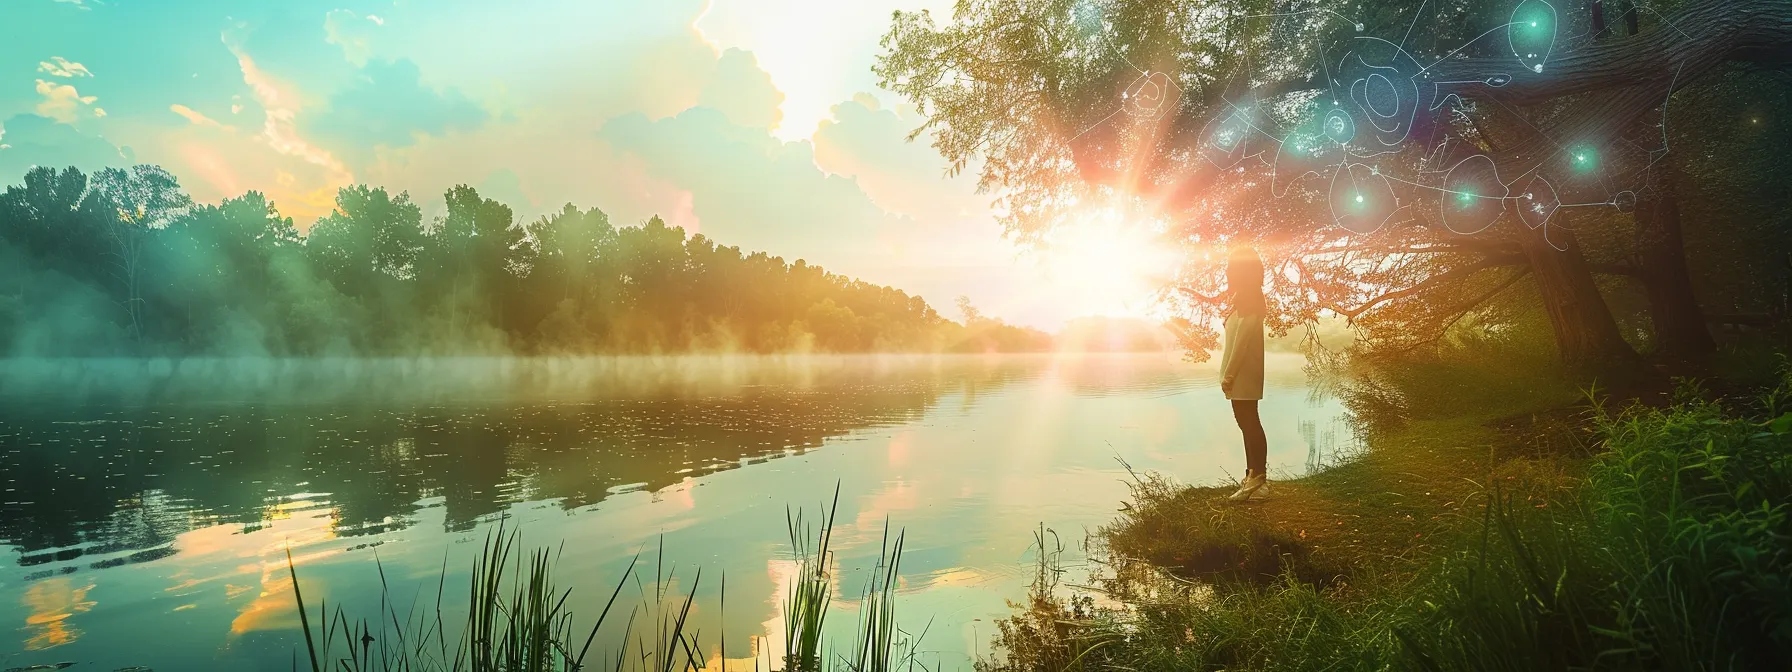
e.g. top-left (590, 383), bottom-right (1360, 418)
top-left (0, 0), bottom-right (1169, 329)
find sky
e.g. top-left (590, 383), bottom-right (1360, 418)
top-left (0, 0), bottom-right (1175, 330)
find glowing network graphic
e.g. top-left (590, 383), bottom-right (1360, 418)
top-left (1076, 0), bottom-right (1677, 250)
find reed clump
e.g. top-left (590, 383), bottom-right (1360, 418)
top-left (289, 483), bottom-right (933, 671)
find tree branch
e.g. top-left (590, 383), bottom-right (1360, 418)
top-left (1332, 253), bottom-right (1526, 320)
top-left (1069, 0), bottom-right (1792, 211)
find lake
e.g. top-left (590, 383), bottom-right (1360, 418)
top-left (0, 353), bottom-right (1354, 670)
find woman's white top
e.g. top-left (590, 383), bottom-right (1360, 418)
top-left (1220, 310), bottom-right (1265, 401)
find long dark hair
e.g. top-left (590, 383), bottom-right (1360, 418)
top-left (1226, 245), bottom-right (1266, 316)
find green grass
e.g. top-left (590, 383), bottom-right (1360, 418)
top-left (979, 354), bottom-right (1792, 670)
top-left (288, 483), bottom-right (932, 672)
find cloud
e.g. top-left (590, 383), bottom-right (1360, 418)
top-left (37, 57), bottom-right (93, 78)
top-left (223, 36), bottom-right (351, 182)
top-left (813, 93), bottom-right (988, 230)
top-left (170, 104), bottom-right (228, 129)
top-left (51, 0), bottom-right (91, 9)
top-left (33, 79), bottom-right (102, 124)
top-left (697, 48), bottom-right (784, 130)
top-left (0, 114), bottom-right (133, 184)
top-left (305, 58), bottom-right (486, 164)
top-left (476, 168), bottom-right (533, 214)
top-left (130, 111), bottom-right (349, 224)
top-left (324, 9), bottom-right (382, 66)
top-left (600, 105), bottom-right (898, 271)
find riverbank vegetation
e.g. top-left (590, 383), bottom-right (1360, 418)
top-left (0, 169), bottom-right (1048, 357)
top-left (975, 335), bottom-right (1792, 671)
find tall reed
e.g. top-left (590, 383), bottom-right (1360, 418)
top-left (288, 524), bottom-right (638, 672)
top-left (289, 484), bottom-right (926, 671)
top-left (783, 483), bottom-right (839, 672)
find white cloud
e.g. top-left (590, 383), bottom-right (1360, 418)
top-left (696, 0), bottom-right (955, 140)
top-left (222, 34), bottom-right (351, 183)
top-left (37, 57), bottom-right (94, 78)
top-left (170, 104), bottom-right (228, 129)
top-left (33, 79), bottom-right (101, 123)
top-left (697, 49), bottom-right (784, 130)
top-left (52, 0), bottom-right (92, 9)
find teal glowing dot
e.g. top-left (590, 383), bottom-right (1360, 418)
top-left (1530, 21), bottom-right (1538, 27)
top-left (1569, 148), bottom-right (1598, 173)
top-left (1354, 193), bottom-right (1364, 204)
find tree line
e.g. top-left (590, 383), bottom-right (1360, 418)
top-left (0, 165), bottom-right (1050, 356)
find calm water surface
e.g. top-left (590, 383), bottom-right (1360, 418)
top-left (0, 354), bottom-right (1353, 670)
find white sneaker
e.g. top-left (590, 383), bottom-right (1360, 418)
top-left (1227, 473), bottom-right (1267, 502)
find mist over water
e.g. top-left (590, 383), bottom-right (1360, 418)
top-left (0, 353), bottom-right (1353, 669)
top-left (0, 354), bottom-right (1046, 405)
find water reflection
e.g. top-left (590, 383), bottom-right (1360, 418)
top-left (21, 575), bottom-right (93, 650)
top-left (0, 357), bottom-right (1038, 561)
top-left (0, 354), bottom-right (1354, 669)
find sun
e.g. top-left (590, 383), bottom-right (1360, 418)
top-left (1033, 208), bottom-right (1179, 319)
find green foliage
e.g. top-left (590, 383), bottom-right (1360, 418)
top-left (0, 165), bottom-right (1050, 356)
top-left (1336, 324), bottom-right (1585, 431)
top-left (1582, 388), bottom-right (1792, 668)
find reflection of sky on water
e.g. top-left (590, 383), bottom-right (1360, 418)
top-left (0, 353), bottom-right (1353, 669)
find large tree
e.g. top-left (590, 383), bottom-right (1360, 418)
top-left (878, 0), bottom-right (1791, 367)
top-left (87, 165), bottom-right (192, 344)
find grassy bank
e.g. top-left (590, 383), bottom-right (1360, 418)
top-left (979, 347), bottom-right (1792, 671)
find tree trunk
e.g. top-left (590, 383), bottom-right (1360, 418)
top-left (1635, 179), bottom-right (1716, 357)
top-left (1520, 219), bottom-right (1640, 368)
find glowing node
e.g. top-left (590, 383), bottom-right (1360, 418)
top-left (1355, 23), bottom-right (1364, 32)
top-left (1509, 0), bottom-right (1557, 74)
top-left (1354, 193), bottom-right (1364, 203)
top-left (1441, 155), bottom-right (1505, 235)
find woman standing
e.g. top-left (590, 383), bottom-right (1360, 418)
top-left (1222, 246), bottom-right (1269, 501)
